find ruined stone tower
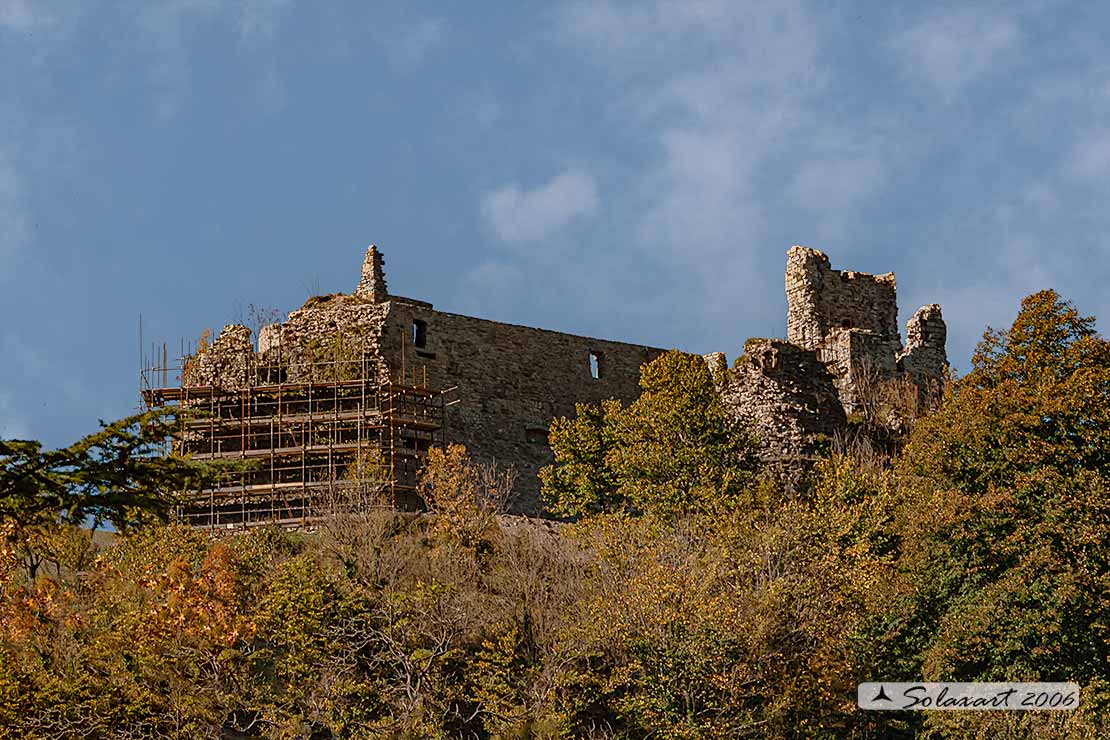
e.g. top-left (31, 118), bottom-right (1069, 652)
top-left (786, 246), bottom-right (900, 348)
top-left (783, 245), bottom-right (947, 414)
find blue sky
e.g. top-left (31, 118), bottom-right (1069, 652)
top-left (1, 1), bottom-right (1108, 447)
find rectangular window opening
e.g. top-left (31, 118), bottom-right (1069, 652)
top-left (589, 350), bottom-right (603, 379)
top-left (412, 319), bottom-right (428, 348)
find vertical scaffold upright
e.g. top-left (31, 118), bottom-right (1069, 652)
top-left (139, 332), bottom-right (447, 529)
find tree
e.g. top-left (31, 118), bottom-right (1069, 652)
top-left (542, 351), bottom-right (759, 519)
top-left (884, 290), bottom-right (1110, 737)
top-left (539, 399), bottom-right (623, 517)
top-left (1, 409), bottom-right (225, 582)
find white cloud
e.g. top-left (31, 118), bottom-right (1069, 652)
top-left (557, 1), bottom-right (824, 253)
top-left (141, 0), bottom-right (225, 36)
top-left (136, 0), bottom-right (295, 117)
top-left (0, 152), bottom-right (30, 281)
top-left (1066, 129), bottom-right (1110, 180)
top-left (553, 1), bottom-right (830, 312)
top-left (481, 169), bottom-right (600, 244)
top-left (552, 0), bottom-right (976, 351)
top-left (0, 0), bottom-right (41, 31)
top-left (238, 0), bottom-right (294, 42)
top-left (385, 17), bottom-right (445, 67)
top-left (890, 8), bottom-right (1022, 102)
top-left (0, 0), bottom-right (85, 42)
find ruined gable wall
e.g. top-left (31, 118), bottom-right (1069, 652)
top-left (380, 299), bottom-right (667, 515)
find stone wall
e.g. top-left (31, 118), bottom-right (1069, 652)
top-left (176, 243), bottom-right (948, 518)
top-left (265, 293), bottom-right (391, 384)
top-left (181, 324), bottom-right (253, 390)
top-left (897, 303), bottom-right (948, 393)
top-left (721, 339), bottom-right (844, 476)
top-left (380, 299), bottom-right (666, 514)
top-left (786, 245), bottom-right (900, 352)
top-left (815, 328), bottom-right (897, 415)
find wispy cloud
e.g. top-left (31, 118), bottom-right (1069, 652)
top-left (889, 7), bottom-right (1022, 102)
top-left (481, 169), bottom-right (600, 245)
top-left (0, 0), bottom-right (50, 32)
top-left (557, 1), bottom-right (825, 254)
top-left (238, 0), bottom-right (294, 43)
top-left (136, 0), bottom-right (296, 117)
top-left (385, 16), bottom-right (445, 67)
top-left (553, 0), bottom-right (856, 338)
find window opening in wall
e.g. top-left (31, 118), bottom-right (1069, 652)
top-left (413, 319), bottom-right (427, 348)
top-left (841, 319), bottom-right (853, 329)
top-left (525, 427), bottom-right (549, 445)
top-left (589, 350), bottom-right (602, 379)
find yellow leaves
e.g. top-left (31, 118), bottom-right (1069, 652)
top-left (418, 444), bottom-right (513, 556)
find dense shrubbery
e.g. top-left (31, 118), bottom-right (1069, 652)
top-left (1, 290), bottom-right (1107, 739)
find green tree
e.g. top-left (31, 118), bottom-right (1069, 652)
top-left (884, 290), bottom-right (1110, 737)
top-left (542, 351), bottom-right (758, 519)
top-left (539, 399), bottom-right (623, 517)
top-left (1, 409), bottom-right (224, 583)
top-left (1, 409), bottom-right (220, 531)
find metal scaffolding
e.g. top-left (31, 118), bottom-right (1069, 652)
top-left (139, 332), bottom-right (448, 530)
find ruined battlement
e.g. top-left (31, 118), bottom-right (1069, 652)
top-left (165, 243), bottom-right (947, 520)
top-left (786, 246), bottom-right (899, 348)
top-left (783, 245), bottom-right (947, 416)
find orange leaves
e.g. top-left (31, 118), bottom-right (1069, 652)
top-left (136, 542), bottom-right (254, 648)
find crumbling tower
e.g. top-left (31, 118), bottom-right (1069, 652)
top-left (784, 245), bottom-right (947, 413)
top-left (786, 246), bottom-right (900, 350)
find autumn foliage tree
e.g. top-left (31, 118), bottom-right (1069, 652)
top-left (879, 290), bottom-right (1110, 738)
top-left (1, 292), bottom-right (1108, 739)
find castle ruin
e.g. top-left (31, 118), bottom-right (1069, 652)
top-left (141, 244), bottom-right (946, 526)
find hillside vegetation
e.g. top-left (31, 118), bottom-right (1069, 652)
top-left (1, 290), bottom-right (1107, 739)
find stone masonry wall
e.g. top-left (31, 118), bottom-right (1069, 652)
top-left (380, 299), bottom-right (666, 515)
top-left (897, 303), bottom-right (948, 394)
top-left (786, 245), bottom-right (900, 352)
top-left (815, 328), bottom-right (898, 415)
top-left (721, 339), bottom-right (845, 474)
top-left (265, 293), bottom-right (391, 385)
top-left (176, 243), bottom-right (947, 519)
top-left (182, 324), bottom-right (254, 390)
